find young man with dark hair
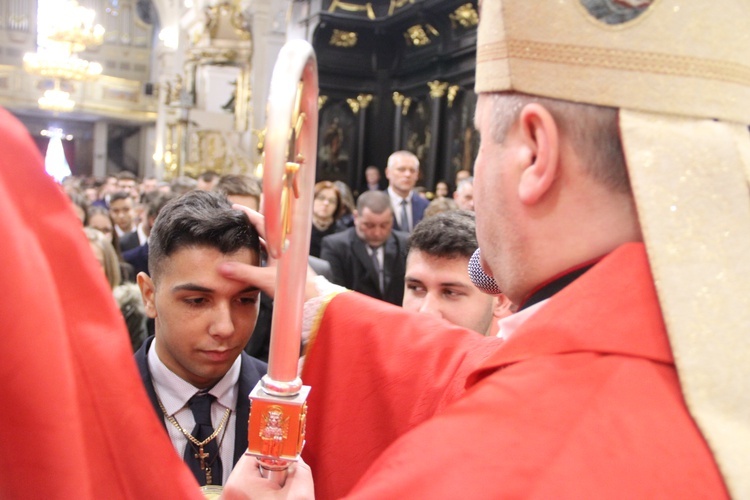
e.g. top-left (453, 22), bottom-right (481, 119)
top-left (109, 190), bottom-right (136, 237)
top-left (403, 211), bottom-right (512, 335)
top-left (134, 190), bottom-right (267, 488)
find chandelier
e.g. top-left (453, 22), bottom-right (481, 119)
top-left (47, 2), bottom-right (105, 53)
top-left (23, 47), bottom-right (103, 81)
top-left (24, 0), bottom-right (105, 111)
top-left (38, 81), bottom-right (76, 112)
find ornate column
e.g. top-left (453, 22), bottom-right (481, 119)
top-left (347, 93), bottom-right (373, 188)
top-left (426, 80), bottom-right (448, 190)
top-left (391, 92), bottom-right (412, 152)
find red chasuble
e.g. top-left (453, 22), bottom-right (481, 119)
top-left (0, 108), bottom-right (202, 499)
top-left (302, 243), bottom-right (728, 499)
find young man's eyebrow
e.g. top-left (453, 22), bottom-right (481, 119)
top-left (171, 284), bottom-right (260, 294)
top-left (172, 283), bottom-right (213, 293)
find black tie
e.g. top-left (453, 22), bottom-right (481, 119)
top-left (400, 199), bottom-right (410, 232)
top-left (370, 246), bottom-right (384, 295)
top-left (184, 393), bottom-right (223, 486)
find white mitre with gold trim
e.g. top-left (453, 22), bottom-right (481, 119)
top-left (476, 1), bottom-right (750, 497)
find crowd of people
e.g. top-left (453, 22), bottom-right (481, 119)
top-left (4, 0), bottom-right (749, 497)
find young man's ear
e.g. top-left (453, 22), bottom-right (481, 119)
top-left (137, 272), bottom-right (157, 319)
top-left (493, 293), bottom-right (515, 321)
top-left (516, 103), bottom-right (560, 206)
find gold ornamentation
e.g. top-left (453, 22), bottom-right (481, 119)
top-left (330, 29), bottom-right (358, 48)
top-left (204, 1), bottom-right (252, 42)
top-left (328, 0), bottom-right (375, 20)
top-left (156, 394), bottom-right (231, 486)
top-left (447, 85), bottom-right (460, 107)
top-left (318, 95), bottom-right (328, 109)
top-left (404, 24), bottom-right (439, 46)
top-left (347, 94), bottom-right (373, 114)
top-left (346, 98), bottom-right (360, 114)
top-left (428, 80), bottom-right (449, 98)
top-left (449, 3), bottom-right (478, 28)
top-left (357, 93), bottom-right (373, 109)
top-left (402, 97), bottom-right (412, 116)
top-left (388, 0), bottom-right (415, 16)
top-left (392, 91), bottom-right (406, 106)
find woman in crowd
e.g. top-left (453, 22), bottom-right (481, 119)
top-left (310, 180), bottom-right (345, 258)
top-left (88, 206), bottom-right (136, 282)
top-left (84, 227), bottom-right (147, 351)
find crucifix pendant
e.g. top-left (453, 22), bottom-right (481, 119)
top-left (195, 446), bottom-right (209, 470)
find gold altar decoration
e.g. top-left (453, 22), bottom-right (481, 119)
top-left (405, 24), bottom-right (439, 46)
top-left (330, 29), bottom-right (359, 48)
top-left (450, 3), bottom-right (479, 29)
top-left (328, 0), bottom-right (376, 20)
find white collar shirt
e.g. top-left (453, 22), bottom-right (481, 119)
top-left (147, 341), bottom-right (241, 485)
top-left (387, 187), bottom-right (413, 230)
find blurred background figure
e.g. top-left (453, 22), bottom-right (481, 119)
top-left (196, 170), bottom-right (220, 191)
top-left (361, 165), bottom-right (386, 193)
top-left (453, 177), bottom-right (474, 211)
top-left (84, 227), bottom-right (147, 351)
top-left (310, 181), bottom-right (346, 258)
top-left (215, 174), bottom-right (262, 211)
top-left (434, 180), bottom-right (449, 199)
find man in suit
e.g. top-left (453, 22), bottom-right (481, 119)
top-left (321, 190), bottom-right (408, 305)
top-left (133, 190), bottom-right (267, 488)
top-left (360, 165), bottom-right (387, 194)
top-left (385, 150), bottom-right (429, 233)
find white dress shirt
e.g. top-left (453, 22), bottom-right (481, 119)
top-left (387, 187), bottom-right (413, 231)
top-left (148, 342), bottom-right (241, 485)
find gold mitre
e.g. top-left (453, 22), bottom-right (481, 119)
top-left (476, 1), bottom-right (750, 498)
top-left (476, 0), bottom-right (750, 123)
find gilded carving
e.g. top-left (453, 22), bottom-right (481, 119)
top-left (392, 91), bottom-right (406, 107)
top-left (449, 3), bottom-right (479, 28)
top-left (330, 29), bottom-right (358, 48)
top-left (328, 0), bottom-right (376, 20)
top-left (318, 95), bottom-right (328, 110)
top-left (388, 0), bottom-right (415, 16)
top-left (402, 97), bottom-right (412, 116)
top-left (404, 24), bottom-right (439, 46)
top-left (428, 80), bottom-right (449, 98)
top-left (447, 85), bottom-right (460, 107)
top-left (347, 94), bottom-right (373, 114)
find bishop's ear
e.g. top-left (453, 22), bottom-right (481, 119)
top-left (516, 103), bottom-right (560, 206)
top-left (137, 272), bottom-right (157, 319)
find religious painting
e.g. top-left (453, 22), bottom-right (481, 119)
top-left (445, 89), bottom-right (479, 181)
top-left (317, 99), bottom-right (356, 183)
top-left (401, 97), bottom-right (431, 174)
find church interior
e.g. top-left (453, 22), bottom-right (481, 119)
top-left (0, 0), bottom-right (480, 193)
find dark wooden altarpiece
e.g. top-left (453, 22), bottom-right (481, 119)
top-left (308, 0), bottom-right (479, 194)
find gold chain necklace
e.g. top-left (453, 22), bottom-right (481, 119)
top-left (156, 393), bottom-right (231, 485)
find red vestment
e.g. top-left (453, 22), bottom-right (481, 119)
top-left (302, 243), bottom-right (728, 498)
top-left (0, 108), bottom-right (202, 499)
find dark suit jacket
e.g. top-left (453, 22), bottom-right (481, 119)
top-left (123, 243), bottom-right (149, 277)
top-left (392, 193), bottom-right (430, 232)
top-left (320, 227), bottom-right (408, 305)
top-left (134, 336), bottom-right (267, 467)
top-left (119, 230), bottom-right (141, 253)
